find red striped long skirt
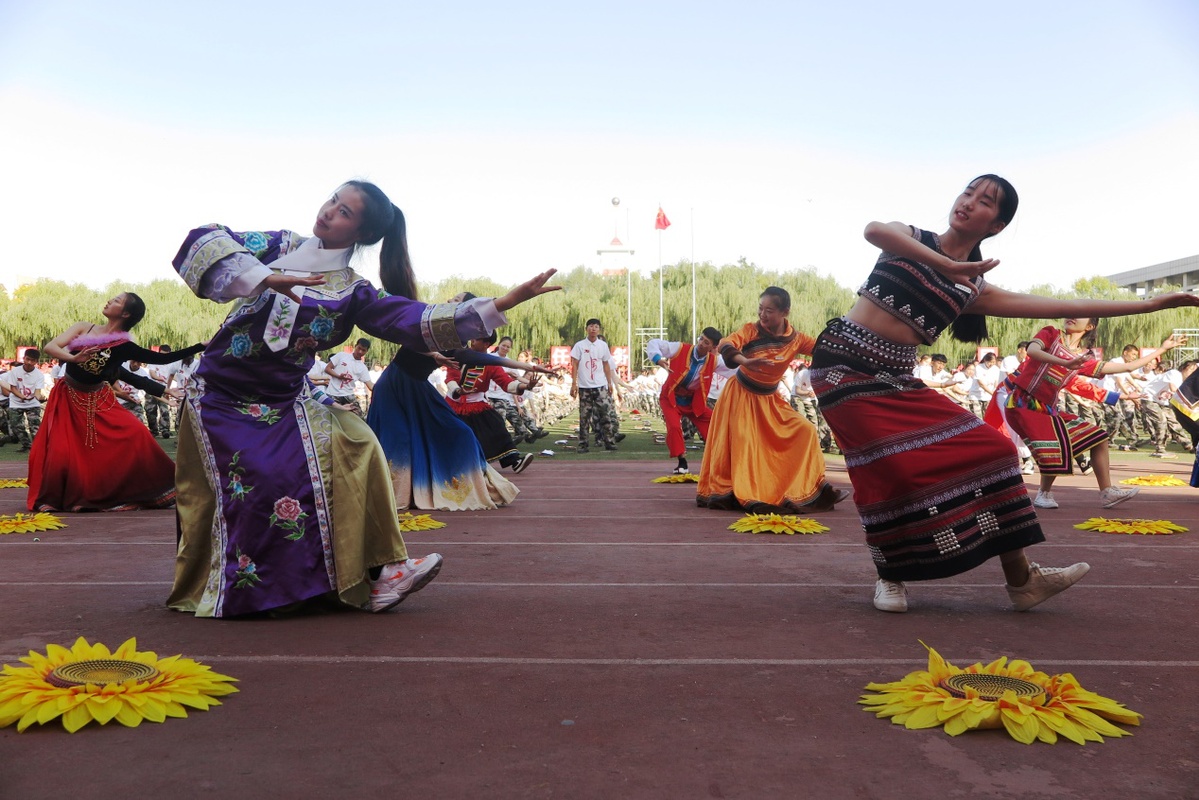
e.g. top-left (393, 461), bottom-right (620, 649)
top-left (811, 318), bottom-right (1044, 582)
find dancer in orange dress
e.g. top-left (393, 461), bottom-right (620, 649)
top-left (697, 287), bottom-right (849, 513)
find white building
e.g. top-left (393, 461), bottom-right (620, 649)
top-left (1107, 254), bottom-right (1199, 297)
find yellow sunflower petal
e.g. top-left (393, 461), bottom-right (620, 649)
top-left (61, 703), bottom-right (95, 733)
top-left (902, 703), bottom-right (946, 730)
top-left (943, 715), bottom-right (973, 736)
top-left (85, 695), bottom-right (124, 725)
top-left (114, 703), bottom-right (145, 727)
top-left (999, 707), bottom-right (1040, 744)
top-left (1033, 724), bottom-right (1058, 745)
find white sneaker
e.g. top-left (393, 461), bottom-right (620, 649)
top-left (1020, 458), bottom-right (1036, 475)
top-left (1099, 486), bottom-right (1139, 509)
top-left (1006, 561), bottom-right (1090, 611)
top-left (1032, 491), bottom-right (1059, 509)
top-left (369, 554), bottom-right (443, 612)
top-left (873, 578), bottom-right (908, 613)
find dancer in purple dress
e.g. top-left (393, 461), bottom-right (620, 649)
top-left (167, 179), bottom-right (558, 617)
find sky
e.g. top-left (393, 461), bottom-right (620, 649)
top-left (1, 0), bottom-right (1197, 297)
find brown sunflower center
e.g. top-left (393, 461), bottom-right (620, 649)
top-left (940, 673), bottom-right (1046, 702)
top-left (47, 659), bottom-right (160, 688)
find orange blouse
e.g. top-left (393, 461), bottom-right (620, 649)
top-left (719, 321), bottom-right (814, 387)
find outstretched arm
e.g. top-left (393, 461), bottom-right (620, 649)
top-left (971, 284), bottom-right (1199, 319)
top-left (1099, 335), bottom-right (1185, 375)
top-left (494, 269), bottom-right (563, 313)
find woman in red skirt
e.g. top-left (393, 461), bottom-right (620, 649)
top-left (991, 319), bottom-right (1182, 510)
top-left (30, 292), bottom-right (204, 511)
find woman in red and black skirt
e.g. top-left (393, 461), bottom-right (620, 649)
top-left (810, 174), bottom-right (1199, 614)
top-left (31, 292), bottom-right (204, 511)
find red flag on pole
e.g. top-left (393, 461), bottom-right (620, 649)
top-left (655, 207), bottom-right (671, 230)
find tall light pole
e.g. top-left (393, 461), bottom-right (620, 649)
top-left (597, 196), bottom-right (634, 353)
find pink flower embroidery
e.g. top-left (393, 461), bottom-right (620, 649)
top-left (273, 496), bottom-right (302, 523)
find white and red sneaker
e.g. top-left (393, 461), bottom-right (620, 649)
top-left (369, 554), bottom-right (444, 612)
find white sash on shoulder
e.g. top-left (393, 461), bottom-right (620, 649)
top-left (264, 237), bottom-right (351, 352)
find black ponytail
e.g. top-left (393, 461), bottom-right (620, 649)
top-left (341, 181), bottom-right (419, 300)
top-left (950, 242), bottom-right (988, 343)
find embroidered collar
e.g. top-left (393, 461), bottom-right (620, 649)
top-left (754, 321), bottom-right (796, 344)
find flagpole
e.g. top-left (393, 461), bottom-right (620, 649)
top-left (654, 205), bottom-right (670, 335)
top-left (690, 207), bottom-right (696, 341)
top-left (626, 206), bottom-right (632, 359)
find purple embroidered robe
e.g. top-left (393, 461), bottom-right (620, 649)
top-left (169, 225), bottom-right (499, 617)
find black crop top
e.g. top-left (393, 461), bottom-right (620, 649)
top-left (856, 226), bottom-right (986, 345)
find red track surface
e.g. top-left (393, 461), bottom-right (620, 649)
top-left (1, 457), bottom-right (1197, 799)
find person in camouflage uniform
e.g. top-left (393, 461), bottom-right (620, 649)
top-left (570, 319), bottom-right (618, 452)
top-left (486, 337), bottom-right (548, 443)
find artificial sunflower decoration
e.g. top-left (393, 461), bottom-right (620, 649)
top-left (728, 513), bottom-right (829, 535)
top-left (0, 512), bottom-right (66, 535)
top-left (398, 512), bottom-right (446, 531)
top-left (1073, 517), bottom-right (1187, 535)
top-left (0, 637), bottom-right (238, 733)
top-left (0, 478), bottom-right (28, 488)
top-left (651, 474), bottom-right (699, 484)
top-left (1120, 475), bottom-right (1188, 487)
top-left (860, 643), bottom-right (1141, 745)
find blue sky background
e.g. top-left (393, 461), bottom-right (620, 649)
top-left (1, 0), bottom-right (1196, 300)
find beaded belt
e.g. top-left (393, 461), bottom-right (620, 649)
top-left (65, 383), bottom-right (118, 449)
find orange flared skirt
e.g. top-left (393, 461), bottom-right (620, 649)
top-left (697, 377), bottom-right (829, 512)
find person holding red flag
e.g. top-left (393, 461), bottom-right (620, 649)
top-left (647, 327), bottom-right (733, 474)
top-left (655, 207), bottom-right (671, 230)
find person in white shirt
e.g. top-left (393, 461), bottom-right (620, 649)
top-left (975, 353), bottom-right (1000, 409)
top-left (1100, 344), bottom-right (1142, 448)
top-left (0, 365), bottom-right (12, 446)
top-left (169, 352), bottom-right (200, 398)
top-left (947, 362), bottom-right (986, 418)
top-left (307, 354), bottom-right (330, 386)
top-left (569, 318), bottom-right (618, 452)
top-left (325, 338), bottom-right (375, 416)
top-left (999, 341), bottom-right (1028, 381)
top-left (113, 360), bottom-right (151, 426)
top-left (427, 365), bottom-right (449, 397)
top-left (707, 368), bottom-right (732, 409)
top-left (790, 358), bottom-right (834, 452)
top-left (145, 344), bottom-right (180, 438)
top-left (3, 350), bottom-right (48, 451)
top-left (487, 335), bottom-right (548, 443)
top-left (1142, 359), bottom-right (1197, 457)
top-left (923, 353), bottom-right (954, 395)
top-left (913, 354), bottom-right (932, 381)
